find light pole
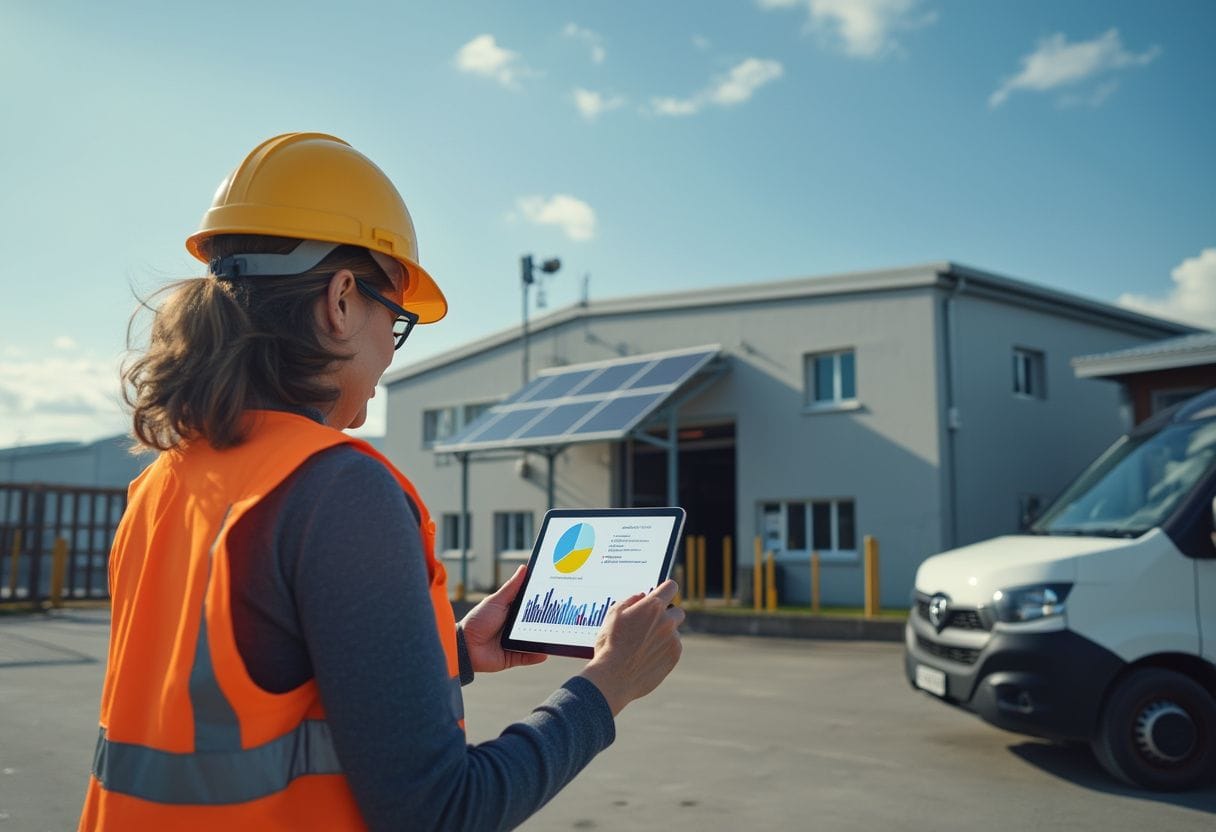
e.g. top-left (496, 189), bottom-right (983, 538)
top-left (521, 255), bottom-right (561, 384)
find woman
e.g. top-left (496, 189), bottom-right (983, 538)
top-left (79, 133), bottom-right (684, 831)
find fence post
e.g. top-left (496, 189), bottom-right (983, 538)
top-left (696, 536), bottom-right (706, 604)
top-left (49, 537), bottom-right (68, 609)
top-left (753, 537), bottom-right (762, 611)
top-left (722, 535), bottom-right (733, 605)
top-left (811, 551), bottom-right (821, 614)
top-left (765, 551), bottom-right (777, 611)
top-left (864, 535), bottom-right (880, 618)
top-left (685, 536), bottom-right (697, 607)
top-left (6, 529), bottom-right (21, 599)
top-left (29, 487), bottom-right (45, 602)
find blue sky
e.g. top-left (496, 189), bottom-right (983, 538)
top-left (1, 0), bottom-right (1213, 446)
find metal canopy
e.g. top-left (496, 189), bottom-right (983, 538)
top-left (432, 345), bottom-right (722, 454)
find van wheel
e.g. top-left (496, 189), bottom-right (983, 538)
top-left (1091, 668), bottom-right (1216, 791)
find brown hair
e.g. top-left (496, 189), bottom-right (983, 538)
top-left (123, 234), bottom-right (392, 451)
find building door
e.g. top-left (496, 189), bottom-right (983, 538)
top-left (625, 423), bottom-right (736, 597)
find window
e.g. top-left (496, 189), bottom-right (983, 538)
top-left (805, 349), bottom-right (857, 408)
top-left (1151, 388), bottom-right (1203, 416)
top-left (442, 512), bottom-right (471, 551)
top-left (1012, 348), bottom-right (1046, 399)
top-left (758, 499), bottom-right (857, 559)
top-left (423, 401), bottom-right (496, 447)
top-left (495, 512), bottom-right (535, 553)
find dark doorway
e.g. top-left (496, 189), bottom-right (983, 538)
top-left (623, 423), bottom-right (736, 597)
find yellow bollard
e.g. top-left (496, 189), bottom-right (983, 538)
top-left (722, 535), bottom-right (733, 605)
top-left (753, 537), bottom-right (762, 611)
top-left (685, 536), bottom-right (697, 607)
top-left (7, 529), bottom-right (21, 599)
top-left (49, 537), bottom-right (68, 609)
top-left (811, 551), bottom-right (821, 614)
top-left (453, 582), bottom-right (466, 602)
top-left (765, 552), bottom-right (777, 611)
top-left (696, 536), bottom-right (707, 604)
top-left (864, 535), bottom-right (880, 618)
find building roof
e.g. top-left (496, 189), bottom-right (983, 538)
top-left (1072, 331), bottom-right (1216, 378)
top-left (385, 260), bottom-right (1197, 386)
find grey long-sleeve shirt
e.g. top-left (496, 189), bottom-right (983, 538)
top-left (224, 441), bottom-right (615, 831)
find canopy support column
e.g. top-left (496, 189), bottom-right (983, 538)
top-left (458, 452), bottom-right (469, 600)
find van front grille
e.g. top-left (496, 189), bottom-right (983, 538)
top-left (916, 634), bottom-right (980, 665)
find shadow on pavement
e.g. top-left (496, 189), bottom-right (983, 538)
top-left (1007, 741), bottom-right (1216, 813)
top-left (0, 632), bottom-right (98, 669)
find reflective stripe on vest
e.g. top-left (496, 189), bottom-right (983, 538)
top-left (91, 677), bottom-right (465, 805)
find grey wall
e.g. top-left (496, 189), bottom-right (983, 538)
top-left (948, 291), bottom-right (1153, 549)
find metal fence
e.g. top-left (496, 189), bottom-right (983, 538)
top-left (0, 483), bottom-right (127, 605)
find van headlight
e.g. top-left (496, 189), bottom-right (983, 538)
top-left (992, 583), bottom-right (1072, 623)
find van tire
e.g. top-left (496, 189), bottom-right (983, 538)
top-left (1091, 668), bottom-right (1216, 791)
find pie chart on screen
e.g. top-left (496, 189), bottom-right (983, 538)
top-left (553, 523), bottom-right (595, 574)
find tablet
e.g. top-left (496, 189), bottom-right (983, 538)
top-left (500, 507), bottom-right (686, 659)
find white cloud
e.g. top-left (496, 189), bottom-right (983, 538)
top-left (52, 336), bottom-right (77, 350)
top-left (0, 351), bottom-right (127, 446)
top-left (454, 34), bottom-right (529, 89)
top-left (691, 34), bottom-right (712, 51)
top-left (652, 96), bottom-right (702, 117)
top-left (562, 23), bottom-right (606, 64)
top-left (989, 29), bottom-right (1160, 109)
top-left (760, 0), bottom-right (934, 59)
top-left (651, 58), bottom-right (784, 117)
top-left (573, 88), bottom-right (625, 121)
top-left (708, 58), bottom-right (785, 106)
top-left (516, 195), bottom-right (598, 242)
top-left (1117, 248), bottom-right (1216, 330)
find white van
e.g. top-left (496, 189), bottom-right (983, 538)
top-left (905, 388), bottom-right (1216, 791)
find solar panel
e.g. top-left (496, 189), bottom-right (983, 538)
top-left (432, 345), bottom-right (721, 453)
top-left (573, 393), bottom-right (665, 435)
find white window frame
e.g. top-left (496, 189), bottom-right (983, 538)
top-left (423, 400), bottom-right (497, 448)
top-left (803, 349), bottom-right (859, 413)
top-left (494, 511), bottom-right (535, 561)
top-left (758, 499), bottom-right (858, 562)
top-left (1012, 347), bottom-right (1046, 400)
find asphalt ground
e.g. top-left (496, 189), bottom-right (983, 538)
top-left (1, 609), bottom-right (1212, 831)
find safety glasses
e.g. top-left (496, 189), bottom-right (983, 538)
top-left (355, 279), bottom-right (419, 350)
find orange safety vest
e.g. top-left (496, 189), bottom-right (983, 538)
top-left (79, 410), bottom-right (462, 831)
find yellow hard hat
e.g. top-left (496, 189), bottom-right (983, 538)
top-left (186, 132), bottom-right (447, 324)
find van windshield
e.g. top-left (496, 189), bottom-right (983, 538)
top-left (1032, 417), bottom-right (1216, 537)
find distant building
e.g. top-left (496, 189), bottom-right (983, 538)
top-left (1072, 331), bottom-right (1216, 425)
top-left (381, 262), bottom-right (1195, 606)
top-left (0, 434), bottom-right (150, 489)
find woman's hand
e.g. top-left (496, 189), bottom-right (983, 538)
top-left (578, 580), bottom-right (685, 717)
top-left (460, 565), bottom-right (548, 673)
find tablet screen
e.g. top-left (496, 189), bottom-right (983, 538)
top-left (501, 508), bottom-right (685, 658)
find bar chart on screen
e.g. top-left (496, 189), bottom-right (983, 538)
top-left (520, 588), bottom-right (613, 627)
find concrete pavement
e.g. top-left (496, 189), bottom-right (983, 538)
top-left (1, 609), bottom-right (1212, 830)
